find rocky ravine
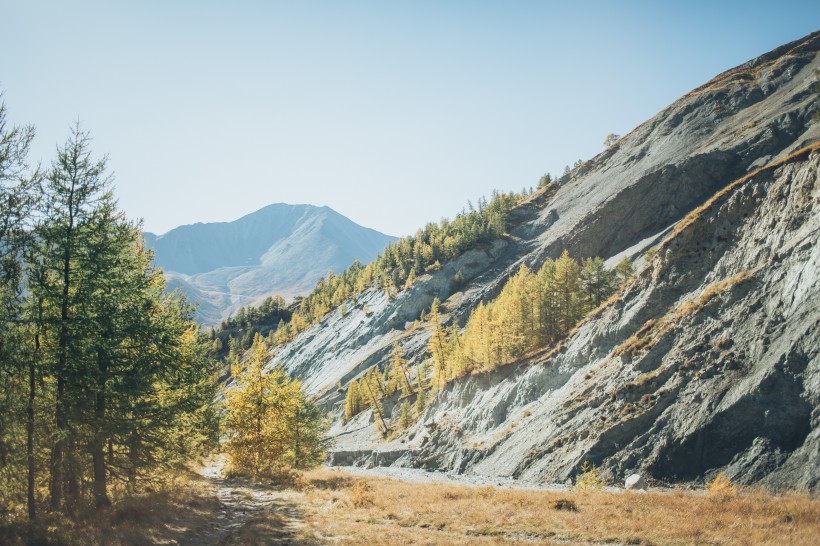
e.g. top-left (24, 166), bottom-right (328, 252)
top-left (265, 32), bottom-right (820, 490)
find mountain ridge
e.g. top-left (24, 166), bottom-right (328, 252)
top-left (143, 203), bottom-right (397, 325)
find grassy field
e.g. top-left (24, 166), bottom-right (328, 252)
top-left (290, 469), bottom-right (820, 545)
top-left (3, 466), bottom-right (819, 545)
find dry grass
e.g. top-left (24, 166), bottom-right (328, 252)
top-left (8, 466), bottom-right (817, 545)
top-left (613, 270), bottom-right (752, 359)
top-left (296, 468), bottom-right (820, 545)
top-left (668, 142), bottom-right (820, 240)
top-left (0, 468), bottom-right (221, 546)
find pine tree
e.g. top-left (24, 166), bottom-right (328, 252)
top-left (290, 394), bottom-right (330, 470)
top-left (415, 387), bottom-right (428, 416)
top-left (398, 400), bottom-right (414, 429)
top-left (0, 96), bottom-right (39, 520)
top-left (360, 369), bottom-right (389, 435)
top-left (31, 123), bottom-right (113, 510)
top-left (344, 380), bottom-right (362, 422)
top-left (554, 250), bottom-right (582, 335)
top-left (615, 256), bottom-right (635, 285)
top-left (581, 257), bottom-right (615, 309)
top-left (428, 298), bottom-right (449, 391)
top-left (388, 343), bottom-right (415, 397)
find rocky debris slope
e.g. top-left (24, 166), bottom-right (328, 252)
top-left (268, 32), bottom-right (820, 490)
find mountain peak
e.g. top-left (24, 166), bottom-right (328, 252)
top-left (144, 203), bottom-right (396, 325)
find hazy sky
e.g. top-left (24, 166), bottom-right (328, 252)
top-left (2, 1), bottom-right (818, 237)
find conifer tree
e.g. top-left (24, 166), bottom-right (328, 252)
top-left (554, 250), bottom-right (582, 334)
top-left (0, 96), bottom-right (39, 520)
top-left (344, 380), bottom-right (362, 422)
top-left (398, 401), bottom-right (414, 429)
top-left (436, 252), bottom-right (617, 387)
top-left (615, 256), bottom-right (635, 285)
top-left (415, 387), bottom-right (428, 416)
top-left (223, 334), bottom-right (299, 476)
top-left (580, 257), bottom-right (615, 308)
top-left (388, 343), bottom-right (414, 397)
top-left (428, 298), bottom-right (449, 391)
top-left (32, 123), bottom-right (113, 510)
top-left (360, 369), bottom-right (388, 435)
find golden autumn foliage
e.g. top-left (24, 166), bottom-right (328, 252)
top-left (223, 334), bottom-right (329, 477)
top-left (429, 251), bottom-right (619, 386)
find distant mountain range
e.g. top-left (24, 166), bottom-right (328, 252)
top-left (143, 204), bottom-right (397, 326)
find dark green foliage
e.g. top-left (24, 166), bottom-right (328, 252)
top-left (212, 295), bottom-right (291, 356)
top-left (0, 112), bottom-right (219, 520)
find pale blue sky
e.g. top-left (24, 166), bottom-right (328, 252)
top-left (2, 1), bottom-right (818, 236)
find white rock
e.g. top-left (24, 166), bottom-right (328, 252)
top-left (625, 473), bottom-right (645, 490)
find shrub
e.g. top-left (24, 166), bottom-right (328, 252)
top-left (576, 460), bottom-right (609, 491)
top-left (350, 480), bottom-right (374, 508)
top-left (551, 498), bottom-right (578, 511)
top-left (707, 472), bottom-right (737, 497)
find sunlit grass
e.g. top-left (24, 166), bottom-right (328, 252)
top-left (297, 468), bottom-right (820, 545)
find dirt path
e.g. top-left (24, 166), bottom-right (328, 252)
top-left (171, 456), bottom-right (316, 546)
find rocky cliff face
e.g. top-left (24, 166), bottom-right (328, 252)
top-left (267, 32), bottom-right (820, 490)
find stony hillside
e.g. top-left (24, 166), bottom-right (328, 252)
top-left (264, 32), bottom-right (820, 490)
top-left (143, 204), bottom-right (396, 325)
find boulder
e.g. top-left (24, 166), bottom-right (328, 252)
top-left (625, 474), bottom-right (645, 490)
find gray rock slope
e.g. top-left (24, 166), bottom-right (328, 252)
top-left (266, 32), bottom-right (820, 490)
top-left (144, 204), bottom-right (396, 325)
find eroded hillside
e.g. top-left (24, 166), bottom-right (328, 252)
top-left (264, 31), bottom-right (820, 490)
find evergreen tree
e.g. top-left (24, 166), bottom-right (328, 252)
top-left (344, 380), bottom-right (362, 422)
top-left (615, 256), bottom-right (635, 285)
top-left (360, 369), bottom-right (388, 435)
top-left (580, 257), bottom-right (615, 309)
top-left (290, 394), bottom-right (330, 470)
top-left (0, 95), bottom-right (39, 520)
top-left (415, 387), bottom-right (428, 416)
top-left (428, 298), bottom-right (449, 391)
top-left (554, 250), bottom-right (582, 334)
top-left (388, 343), bottom-right (414, 397)
top-left (32, 123), bottom-right (113, 510)
top-left (398, 400), bottom-right (414, 429)
top-left (436, 252), bottom-right (618, 386)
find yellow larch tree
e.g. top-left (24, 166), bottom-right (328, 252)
top-left (223, 333), bottom-right (303, 477)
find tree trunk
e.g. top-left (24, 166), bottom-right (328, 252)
top-left (49, 377), bottom-right (65, 511)
top-left (127, 431), bottom-right (138, 493)
top-left (92, 447), bottom-right (108, 507)
top-left (66, 436), bottom-right (79, 508)
top-left (50, 167), bottom-right (77, 512)
top-left (92, 349), bottom-right (109, 507)
top-left (27, 356), bottom-right (37, 520)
